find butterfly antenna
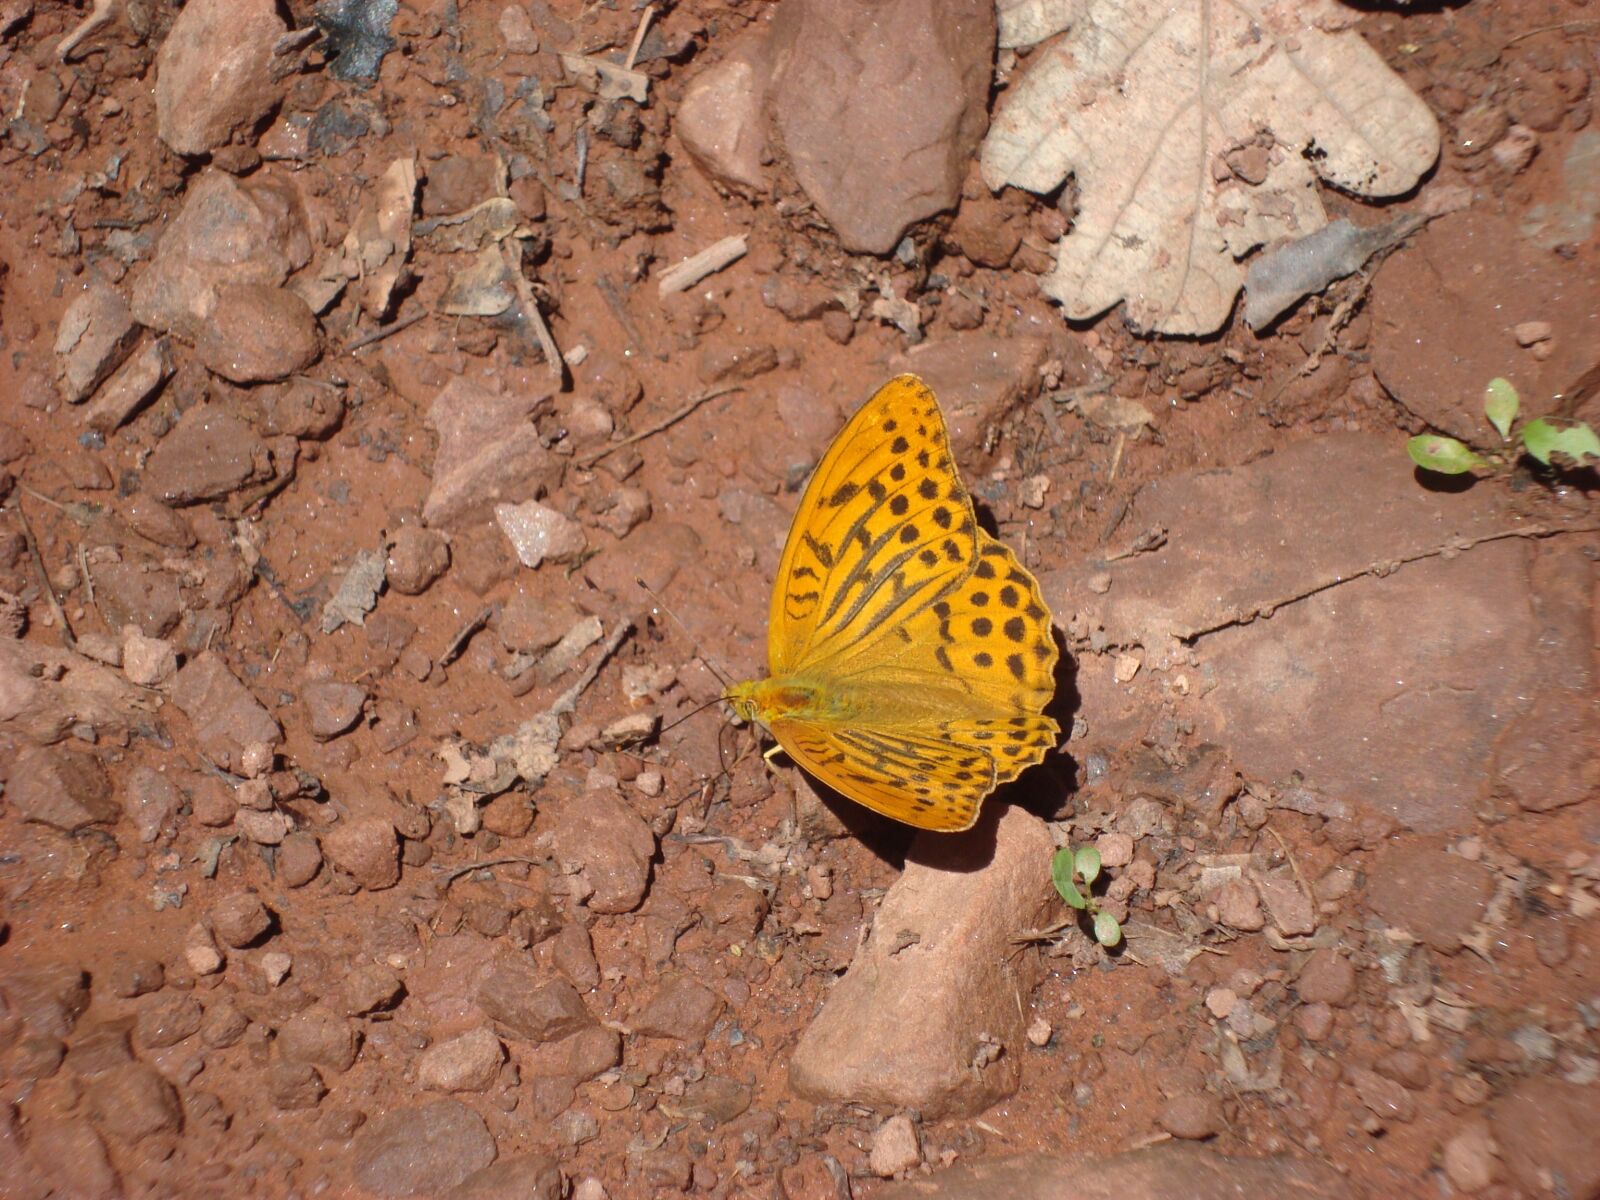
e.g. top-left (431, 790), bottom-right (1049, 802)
top-left (634, 577), bottom-right (734, 693)
top-left (656, 694), bottom-right (729, 736)
top-left (609, 693), bottom-right (729, 754)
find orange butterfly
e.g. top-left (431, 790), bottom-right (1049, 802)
top-left (726, 375), bottom-right (1059, 831)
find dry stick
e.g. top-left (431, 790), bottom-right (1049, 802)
top-left (57, 0), bottom-right (117, 60)
top-left (656, 234), bottom-right (749, 297)
top-left (1125, 1130), bottom-right (1178, 1153)
top-left (343, 310), bottom-right (427, 354)
top-left (1259, 274), bottom-right (1377, 411)
top-left (10, 496), bottom-right (76, 650)
top-left (501, 242), bottom-right (565, 383)
top-left (1263, 822), bottom-right (1314, 905)
top-left (623, 4), bottom-right (655, 71)
top-left (77, 544), bottom-right (94, 606)
top-left (552, 617), bottom-right (631, 716)
top-left (576, 384), bottom-right (742, 469)
top-left (439, 605), bottom-right (494, 668)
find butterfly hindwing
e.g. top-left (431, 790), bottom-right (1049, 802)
top-left (770, 713), bottom-right (1060, 833)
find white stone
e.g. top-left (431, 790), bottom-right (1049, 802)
top-left (495, 500), bottom-right (587, 568)
top-left (869, 1114), bottom-right (921, 1177)
top-left (122, 630), bottom-right (178, 686)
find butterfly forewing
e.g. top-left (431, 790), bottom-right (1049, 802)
top-left (769, 376), bottom-right (980, 676)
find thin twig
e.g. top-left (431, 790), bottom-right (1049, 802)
top-left (58, 0), bottom-right (116, 61)
top-left (1263, 822), bottom-right (1314, 905)
top-left (439, 605), bottom-right (493, 667)
top-left (343, 310), bottom-right (427, 354)
top-left (624, 4), bottom-right (655, 71)
top-left (656, 234), bottom-right (748, 296)
top-left (501, 242), bottom-right (565, 384)
top-left (78, 544), bottom-right (94, 606)
top-left (550, 618), bottom-right (632, 716)
top-left (11, 495), bottom-right (76, 650)
top-left (577, 384), bottom-right (742, 469)
top-left (1186, 522), bottom-right (1600, 640)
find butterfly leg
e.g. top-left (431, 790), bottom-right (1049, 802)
top-left (763, 741), bottom-right (799, 774)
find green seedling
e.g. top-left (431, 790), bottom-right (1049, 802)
top-left (1051, 845), bottom-right (1122, 948)
top-left (1408, 377), bottom-right (1600, 476)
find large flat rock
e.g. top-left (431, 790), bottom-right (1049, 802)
top-left (1045, 434), bottom-right (1595, 832)
top-left (876, 1143), bottom-right (1355, 1199)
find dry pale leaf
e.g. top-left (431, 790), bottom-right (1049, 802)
top-left (996, 0), bottom-right (1076, 49)
top-left (982, 0), bottom-right (1439, 334)
top-left (341, 156), bottom-right (417, 318)
top-left (319, 547), bottom-right (387, 633)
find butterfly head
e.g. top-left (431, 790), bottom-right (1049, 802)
top-left (723, 680), bottom-right (762, 725)
top-left (724, 678), bottom-right (820, 728)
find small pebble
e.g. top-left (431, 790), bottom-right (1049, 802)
top-left (555, 1109), bottom-right (599, 1146)
top-left (1295, 948), bottom-right (1356, 1006)
top-left (210, 891), bottom-right (272, 947)
top-left (1512, 320), bottom-right (1552, 346)
top-left (418, 1027), bottom-right (504, 1093)
top-left (806, 865), bottom-right (833, 902)
top-left (122, 626), bottom-right (178, 686)
top-left (1026, 1016), bottom-right (1052, 1046)
top-left (1234, 792), bottom-right (1268, 829)
top-left (184, 925), bottom-right (224, 975)
top-left (322, 817), bottom-right (400, 890)
top-left (1158, 1094), bottom-right (1224, 1139)
top-left (1095, 831), bottom-right (1134, 868)
top-left (301, 679), bottom-right (368, 740)
top-left (240, 741), bottom-right (276, 778)
top-left (106, 956), bottom-right (165, 998)
top-left (1214, 879), bottom-right (1265, 932)
top-left (1295, 1001), bottom-right (1334, 1042)
top-left (277, 831), bottom-right (324, 887)
top-left (235, 777), bottom-right (273, 810)
top-left (1442, 1121), bottom-right (1498, 1192)
top-left (1490, 124), bottom-right (1538, 173)
top-left (387, 525), bottom-right (451, 594)
top-left (495, 500), bottom-right (586, 568)
top-left (261, 952), bottom-right (292, 985)
top-left (868, 1114), bottom-right (921, 1177)
top-left (236, 808), bottom-right (291, 845)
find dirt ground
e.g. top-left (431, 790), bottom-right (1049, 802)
top-left (1, 1), bottom-right (1597, 1197)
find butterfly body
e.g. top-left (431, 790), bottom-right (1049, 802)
top-left (728, 375), bottom-right (1060, 833)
